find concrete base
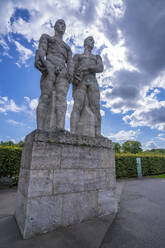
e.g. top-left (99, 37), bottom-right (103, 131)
top-left (15, 129), bottom-right (117, 239)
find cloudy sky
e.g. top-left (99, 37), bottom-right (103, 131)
top-left (0, 0), bottom-right (165, 149)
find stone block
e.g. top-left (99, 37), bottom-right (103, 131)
top-left (31, 142), bottom-right (61, 170)
top-left (15, 130), bottom-right (116, 239)
top-left (61, 145), bottom-right (104, 169)
top-left (53, 169), bottom-right (84, 194)
top-left (17, 169), bottom-right (30, 197)
top-left (62, 191), bottom-right (98, 226)
top-left (28, 170), bottom-right (53, 197)
top-left (84, 169), bottom-right (107, 191)
top-left (23, 195), bottom-right (63, 239)
top-left (98, 190), bottom-right (117, 216)
top-left (15, 191), bottom-right (27, 234)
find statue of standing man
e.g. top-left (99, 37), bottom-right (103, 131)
top-left (70, 36), bottom-right (103, 137)
top-left (35, 19), bottom-right (73, 131)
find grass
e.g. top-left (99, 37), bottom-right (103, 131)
top-left (149, 174), bottom-right (165, 179)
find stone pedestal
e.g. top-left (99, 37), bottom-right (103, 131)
top-left (15, 130), bottom-right (117, 239)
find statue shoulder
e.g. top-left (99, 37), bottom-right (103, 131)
top-left (96, 54), bottom-right (102, 61)
top-left (73, 53), bottom-right (81, 61)
top-left (40, 33), bottom-right (50, 40)
top-left (62, 41), bottom-right (72, 52)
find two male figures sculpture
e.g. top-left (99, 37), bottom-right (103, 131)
top-left (35, 19), bottom-right (104, 137)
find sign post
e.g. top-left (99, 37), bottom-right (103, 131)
top-left (136, 157), bottom-right (142, 179)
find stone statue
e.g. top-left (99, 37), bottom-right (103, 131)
top-left (35, 19), bottom-right (73, 131)
top-left (70, 36), bottom-right (103, 137)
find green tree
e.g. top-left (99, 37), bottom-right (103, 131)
top-left (113, 142), bottom-right (121, 153)
top-left (0, 140), bottom-right (15, 146)
top-left (17, 141), bottom-right (24, 147)
top-left (122, 141), bottom-right (142, 154)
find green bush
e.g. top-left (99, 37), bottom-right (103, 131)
top-left (1, 147), bottom-right (165, 186)
top-left (115, 153), bottom-right (165, 178)
top-left (0, 146), bottom-right (22, 185)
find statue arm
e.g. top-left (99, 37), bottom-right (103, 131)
top-left (73, 54), bottom-right (82, 84)
top-left (66, 47), bottom-right (74, 81)
top-left (78, 55), bottom-right (104, 74)
top-left (34, 34), bottom-right (49, 73)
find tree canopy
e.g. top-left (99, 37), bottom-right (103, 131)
top-left (121, 141), bottom-right (142, 154)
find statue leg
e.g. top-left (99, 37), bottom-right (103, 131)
top-left (36, 72), bottom-right (55, 130)
top-left (70, 87), bottom-right (86, 134)
top-left (88, 82), bottom-right (101, 136)
top-left (55, 77), bottom-right (70, 130)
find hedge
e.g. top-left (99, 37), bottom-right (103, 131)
top-left (116, 153), bottom-right (165, 178)
top-left (1, 147), bottom-right (165, 185)
top-left (0, 146), bottom-right (22, 185)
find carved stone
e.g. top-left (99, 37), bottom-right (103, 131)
top-left (35, 19), bottom-right (73, 131)
top-left (15, 130), bottom-right (117, 239)
top-left (70, 36), bottom-right (103, 137)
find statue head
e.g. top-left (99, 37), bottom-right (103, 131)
top-left (84, 36), bottom-right (94, 50)
top-left (54, 19), bottom-right (66, 35)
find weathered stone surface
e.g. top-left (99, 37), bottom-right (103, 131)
top-left (84, 169), bottom-right (107, 191)
top-left (53, 169), bottom-right (84, 194)
top-left (21, 131), bottom-right (35, 169)
top-left (31, 142), bottom-right (61, 170)
top-left (15, 130), bottom-right (116, 239)
top-left (28, 170), bottom-right (53, 197)
top-left (70, 36), bottom-right (103, 137)
top-left (24, 195), bottom-right (63, 239)
top-left (98, 190), bottom-right (118, 216)
top-left (62, 191), bottom-right (98, 225)
top-left (17, 169), bottom-right (30, 197)
top-left (61, 145), bottom-right (104, 169)
top-left (34, 129), bottom-right (112, 148)
top-left (35, 19), bottom-right (73, 131)
top-left (15, 191), bottom-right (27, 234)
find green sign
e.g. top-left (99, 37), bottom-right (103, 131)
top-left (136, 157), bottom-right (142, 179)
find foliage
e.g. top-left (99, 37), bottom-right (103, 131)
top-left (1, 146), bottom-right (165, 186)
top-left (0, 141), bottom-right (15, 146)
top-left (113, 142), bottom-right (121, 153)
top-left (149, 174), bottom-right (165, 178)
top-left (115, 153), bottom-right (165, 178)
top-left (0, 146), bottom-right (22, 185)
top-left (0, 140), bottom-right (24, 147)
top-left (143, 149), bottom-right (165, 154)
top-left (121, 141), bottom-right (142, 154)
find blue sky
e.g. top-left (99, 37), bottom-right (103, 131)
top-left (0, 0), bottom-right (165, 150)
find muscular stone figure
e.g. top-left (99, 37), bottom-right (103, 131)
top-left (35, 19), bottom-right (73, 131)
top-left (70, 36), bottom-right (103, 137)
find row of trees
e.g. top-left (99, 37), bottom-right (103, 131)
top-left (1, 140), bottom-right (165, 154)
top-left (114, 141), bottom-right (142, 154)
top-left (0, 141), bottom-right (24, 147)
top-left (114, 141), bottom-right (165, 154)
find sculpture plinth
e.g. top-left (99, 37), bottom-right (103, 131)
top-left (15, 130), bottom-right (117, 239)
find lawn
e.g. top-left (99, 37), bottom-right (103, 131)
top-left (149, 174), bottom-right (165, 179)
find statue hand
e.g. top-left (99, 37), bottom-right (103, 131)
top-left (35, 53), bottom-right (47, 73)
top-left (74, 71), bottom-right (83, 82)
top-left (67, 72), bottom-right (73, 82)
top-left (77, 65), bottom-right (88, 73)
top-left (55, 64), bottom-right (63, 75)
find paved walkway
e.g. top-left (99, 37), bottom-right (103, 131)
top-left (0, 182), bottom-right (124, 248)
top-left (100, 178), bottom-right (165, 248)
top-left (1, 178), bottom-right (164, 248)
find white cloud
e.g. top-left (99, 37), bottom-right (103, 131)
top-left (13, 40), bottom-right (33, 66)
top-left (0, 96), bottom-right (24, 113)
top-left (66, 100), bottom-right (74, 118)
top-left (24, 97), bottom-right (38, 111)
top-left (7, 119), bottom-right (25, 126)
top-left (108, 129), bottom-right (140, 142)
top-left (145, 141), bottom-right (158, 150)
top-left (0, 96), bottom-right (38, 116)
top-left (100, 109), bottom-right (105, 117)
